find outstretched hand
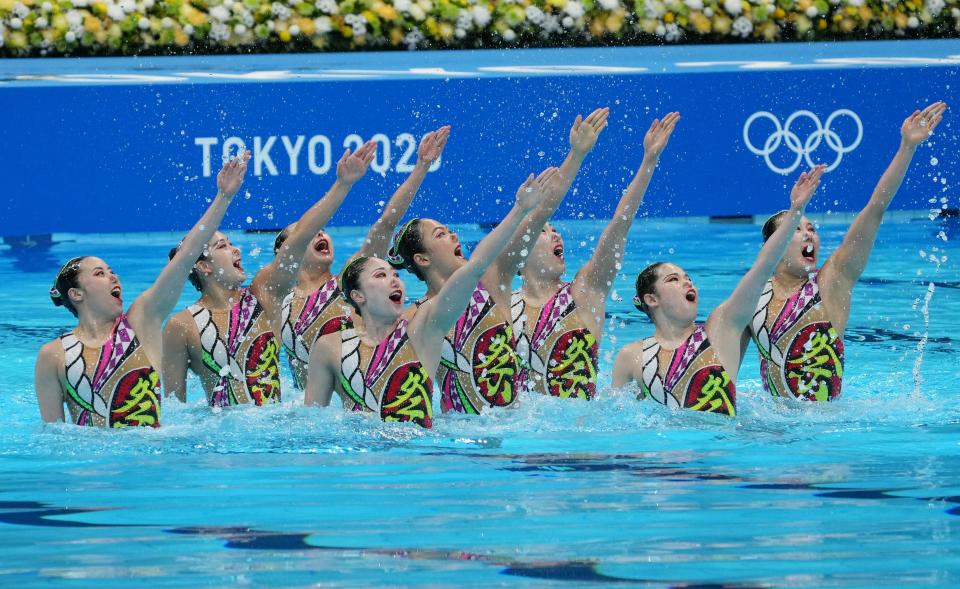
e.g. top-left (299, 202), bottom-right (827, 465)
top-left (902, 101), bottom-right (947, 147)
top-left (516, 167), bottom-right (560, 212)
top-left (569, 107), bottom-right (609, 155)
top-left (216, 150), bottom-right (251, 199)
top-left (790, 164), bottom-right (825, 211)
top-left (642, 112), bottom-right (680, 159)
top-left (336, 140), bottom-right (377, 184)
top-left (418, 125), bottom-right (450, 165)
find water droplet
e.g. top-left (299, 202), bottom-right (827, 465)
top-left (930, 156), bottom-right (939, 166)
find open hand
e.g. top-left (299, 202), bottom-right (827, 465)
top-left (569, 107), bottom-right (609, 155)
top-left (902, 101), bottom-right (947, 147)
top-left (417, 125), bottom-right (450, 166)
top-left (515, 167), bottom-right (560, 212)
top-left (790, 164), bottom-right (825, 211)
top-left (642, 112), bottom-right (680, 159)
top-left (216, 149), bottom-right (250, 199)
top-left (336, 140), bottom-right (377, 184)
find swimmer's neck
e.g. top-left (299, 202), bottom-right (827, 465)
top-left (197, 283), bottom-right (244, 310)
top-left (771, 269), bottom-right (812, 295)
top-left (296, 265), bottom-right (334, 293)
top-left (74, 310), bottom-right (121, 347)
top-left (357, 313), bottom-right (401, 344)
top-left (521, 274), bottom-right (564, 304)
top-left (652, 320), bottom-right (696, 350)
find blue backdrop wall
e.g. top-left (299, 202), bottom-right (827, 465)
top-left (1, 40), bottom-right (957, 236)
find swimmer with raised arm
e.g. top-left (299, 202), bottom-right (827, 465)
top-left (304, 169), bottom-right (557, 427)
top-left (34, 153), bottom-right (251, 427)
top-left (162, 142), bottom-right (376, 407)
top-left (277, 126), bottom-right (450, 390)
top-left (514, 111), bottom-right (679, 400)
top-left (748, 101), bottom-right (946, 402)
top-left (384, 122), bottom-right (584, 414)
top-left (612, 166), bottom-right (825, 416)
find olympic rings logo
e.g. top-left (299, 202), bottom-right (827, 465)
top-left (743, 109), bottom-right (863, 175)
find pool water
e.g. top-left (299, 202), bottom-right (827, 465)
top-left (1, 217), bottom-right (958, 588)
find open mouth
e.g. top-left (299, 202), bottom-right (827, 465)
top-left (110, 286), bottom-right (122, 300)
top-left (233, 259), bottom-right (244, 272)
top-left (454, 245), bottom-right (464, 259)
top-left (685, 289), bottom-right (696, 303)
top-left (553, 245), bottom-right (564, 259)
top-left (388, 290), bottom-right (403, 303)
top-left (314, 238), bottom-right (330, 254)
top-left (801, 244), bottom-right (815, 261)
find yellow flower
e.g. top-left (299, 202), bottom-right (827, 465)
top-left (713, 14), bottom-right (732, 34)
top-left (773, 7), bottom-right (785, 18)
top-left (92, 2), bottom-right (106, 16)
top-left (182, 6), bottom-right (207, 27)
top-left (817, 17), bottom-right (826, 29)
top-left (797, 0), bottom-right (811, 10)
top-left (278, 29), bottom-right (292, 41)
top-left (606, 13), bottom-right (623, 32)
top-left (297, 17), bottom-right (315, 35)
top-left (0, 0), bottom-right (15, 12)
top-left (94, 29), bottom-right (107, 43)
top-left (8, 31), bottom-right (27, 48)
top-left (839, 17), bottom-right (856, 31)
top-left (664, 12), bottom-right (674, 23)
top-left (691, 11), bottom-right (711, 33)
top-left (175, 29), bottom-right (189, 45)
top-left (795, 14), bottom-right (811, 33)
top-left (375, 4), bottom-right (398, 20)
top-left (859, 6), bottom-right (872, 20)
top-left (84, 14), bottom-right (101, 33)
top-left (759, 20), bottom-right (778, 39)
top-left (639, 18), bottom-right (657, 33)
top-left (589, 18), bottom-right (605, 35)
top-left (439, 22), bottom-right (454, 39)
top-left (389, 26), bottom-right (404, 44)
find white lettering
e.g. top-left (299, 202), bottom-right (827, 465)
top-left (281, 135), bottom-right (305, 175)
top-left (254, 136), bottom-right (278, 176)
top-left (195, 137), bottom-right (218, 177)
top-left (370, 133), bottom-right (390, 175)
top-left (222, 137), bottom-right (247, 166)
top-left (308, 135), bottom-right (331, 175)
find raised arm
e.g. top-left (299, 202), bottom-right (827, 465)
top-left (824, 101), bottom-right (946, 288)
top-left (130, 152), bottom-right (249, 331)
top-left (358, 126), bottom-right (450, 258)
top-left (574, 112), bottom-right (679, 300)
top-left (418, 169), bottom-right (557, 337)
top-left (714, 165), bottom-right (824, 331)
top-left (253, 141), bottom-right (376, 301)
top-left (494, 108), bottom-right (609, 281)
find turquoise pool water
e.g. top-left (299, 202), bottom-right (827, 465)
top-left (1, 218), bottom-right (958, 588)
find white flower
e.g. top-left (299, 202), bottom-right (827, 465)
top-left (65, 30), bottom-right (76, 42)
top-left (404, 27), bottom-right (423, 49)
top-left (234, 23), bottom-right (247, 34)
top-left (9, 17), bottom-right (22, 30)
top-left (542, 13), bottom-right (560, 32)
top-left (316, 0), bottom-right (338, 13)
top-left (12, 2), bottom-right (29, 18)
top-left (655, 23), bottom-right (665, 35)
top-left (471, 6), bottom-right (491, 26)
top-left (394, 0), bottom-right (411, 12)
top-left (210, 5), bottom-right (231, 21)
top-left (846, 0), bottom-right (863, 6)
top-left (41, 1), bottom-right (53, 11)
top-left (732, 14), bottom-right (752, 35)
top-left (723, 0), bottom-right (742, 14)
top-left (107, 5), bottom-right (124, 20)
top-left (926, 0), bottom-right (945, 16)
top-left (271, 2), bottom-right (291, 19)
top-left (65, 10), bottom-right (82, 27)
top-left (561, 15), bottom-right (574, 27)
top-left (289, 23), bottom-right (300, 35)
top-left (456, 9), bottom-right (472, 30)
top-left (703, 6), bottom-right (714, 16)
top-left (143, 0), bottom-right (154, 9)
top-left (0, 33), bottom-right (4, 47)
top-left (684, 0), bottom-right (703, 10)
top-left (161, 16), bottom-right (174, 28)
top-left (36, 16), bottom-right (49, 28)
top-left (525, 5), bottom-right (545, 24)
top-left (598, 0), bottom-right (620, 9)
top-left (209, 21), bottom-right (229, 40)
top-left (184, 23), bottom-right (194, 35)
top-left (829, 0), bottom-right (840, 4)
top-left (805, 5), bottom-right (818, 16)
top-left (664, 22), bottom-right (681, 40)
top-left (224, 0), bottom-right (234, 7)
top-left (907, 15), bottom-right (919, 27)
top-left (137, 17), bottom-right (150, 29)
top-left (73, 0), bottom-right (88, 7)
top-left (416, 0), bottom-right (432, 11)
top-left (563, 0), bottom-right (585, 18)
top-left (314, 16), bottom-right (332, 33)
top-left (502, 28), bottom-right (516, 41)
top-left (409, 4), bottom-right (426, 20)
top-left (118, 0), bottom-right (136, 13)
top-left (952, 6), bottom-right (960, 17)
top-left (455, 27), bottom-right (465, 38)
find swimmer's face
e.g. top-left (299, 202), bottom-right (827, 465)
top-left (199, 232), bottom-right (245, 288)
top-left (72, 256), bottom-right (123, 317)
top-left (781, 215), bottom-right (820, 276)
top-left (526, 223), bottom-right (565, 278)
top-left (417, 219), bottom-right (465, 278)
top-left (304, 229), bottom-right (335, 268)
top-left (646, 263), bottom-right (698, 324)
top-left (351, 258), bottom-right (405, 317)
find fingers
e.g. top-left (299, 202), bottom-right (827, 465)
top-left (572, 114), bottom-right (583, 132)
top-left (420, 130), bottom-right (436, 146)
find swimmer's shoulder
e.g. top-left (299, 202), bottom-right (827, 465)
top-left (36, 338), bottom-right (65, 368)
top-left (163, 309), bottom-right (198, 345)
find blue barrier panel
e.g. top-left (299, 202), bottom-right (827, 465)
top-left (1, 40), bottom-right (957, 236)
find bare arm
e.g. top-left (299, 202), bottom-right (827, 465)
top-left (305, 336), bottom-right (336, 407)
top-left (358, 126), bottom-right (450, 258)
top-left (611, 344), bottom-right (641, 391)
top-left (574, 112), bottom-right (680, 300)
top-left (34, 341), bottom-right (65, 422)
top-left (825, 102), bottom-right (946, 287)
top-left (494, 108), bottom-right (609, 282)
top-left (161, 314), bottom-right (192, 403)
top-left (419, 169), bottom-right (557, 338)
top-left (254, 142), bottom-right (376, 301)
top-left (131, 153), bottom-right (249, 331)
top-left (714, 166), bottom-right (824, 331)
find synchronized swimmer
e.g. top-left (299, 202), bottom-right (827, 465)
top-left (34, 101), bottom-right (946, 428)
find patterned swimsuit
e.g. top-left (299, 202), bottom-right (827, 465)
top-left (280, 277), bottom-right (350, 389)
top-left (750, 271), bottom-right (844, 401)
top-left (511, 283), bottom-right (599, 400)
top-left (637, 325), bottom-right (736, 416)
top-left (438, 282), bottom-right (519, 414)
top-left (190, 287), bottom-right (282, 407)
top-left (339, 317), bottom-right (434, 428)
top-left (60, 313), bottom-right (161, 427)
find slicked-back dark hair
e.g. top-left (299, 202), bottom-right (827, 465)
top-left (168, 243), bottom-right (208, 292)
top-left (274, 225), bottom-right (293, 255)
top-left (761, 210), bottom-right (791, 243)
top-left (386, 218), bottom-right (426, 281)
top-left (633, 262), bottom-right (666, 320)
top-left (339, 256), bottom-right (371, 316)
top-left (49, 256), bottom-right (88, 317)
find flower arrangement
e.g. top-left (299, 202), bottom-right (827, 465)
top-left (0, 0), bottom-right (958, 56)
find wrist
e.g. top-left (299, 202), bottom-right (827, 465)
top-left (899, 139), bottom-right (919, 153)
top-left (413, 160), bottom-right (431, 172)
